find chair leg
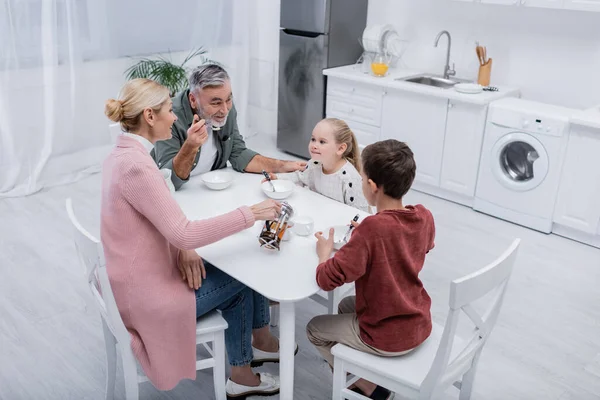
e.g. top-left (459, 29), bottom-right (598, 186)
top-left (327, 292), bottom-right (336, 315)
top-left (270, 304), bottom-right (279, 327)
top-left (121, 350), bottom-right (140, 400)
top-left (213, 332), bottom-right (227, 400)
top-left (332, 357), bottom-right (345, 400)
top-left (459, 351), bottom-right (482, 400)
top-left (102, 322), bottom-right (117, 400)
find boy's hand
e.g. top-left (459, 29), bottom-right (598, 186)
top-left (315, 228), bottom-right (335, 262)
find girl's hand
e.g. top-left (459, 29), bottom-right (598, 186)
top-left (261, 172), bottom-right (278, 183)
top-left (315, 228), bottom-right (335, 262)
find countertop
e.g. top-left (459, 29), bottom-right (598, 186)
top-left (571, 106), bottom-right (600, 129)
top-left (323, 64), bottom-right (521, 106)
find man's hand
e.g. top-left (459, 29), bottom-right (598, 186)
top-left (186, 114), bottom-right (208, 148)
top-left (177, 250), bottom-right (206, 290)
top-left (281, 161), bottom-right (307, 173)
top-left (315, 228), bottom-right (335, 263)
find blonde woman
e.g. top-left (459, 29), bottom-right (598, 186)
top-left (102, 78), bottom-right (283, 397)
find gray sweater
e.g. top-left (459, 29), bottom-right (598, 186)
top-left (152, 89), bottom-right (258, 190)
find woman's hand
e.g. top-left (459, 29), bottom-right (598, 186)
top-left (315, 228), bottom-right (335, 263)
top-left (250, 199), bottom-right (282, 221)
top-left (261, 172), bottom-right (278, 183)
top-left (178, 250), bottom-right (206, 290)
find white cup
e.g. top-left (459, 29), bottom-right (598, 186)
top-left (292, 216), bottom-right (314, 237)
top-left (161, 169), bottom-right (176, 194)
top-left (282, 222), bottom-right (293, 241)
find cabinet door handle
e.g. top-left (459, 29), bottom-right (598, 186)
top-left (448, 103), bottom-right (454, 109)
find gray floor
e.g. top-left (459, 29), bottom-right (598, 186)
top-left (1, 134), bottom-right (600, 399)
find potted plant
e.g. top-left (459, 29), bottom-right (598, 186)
top-left (124, 48), bottom-right (212, 96)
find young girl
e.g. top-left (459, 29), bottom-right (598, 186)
top-left (267, 118), bottom-right (369, 213)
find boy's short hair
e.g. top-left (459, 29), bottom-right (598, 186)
top-left (362, 139), bottom-right (416, 199)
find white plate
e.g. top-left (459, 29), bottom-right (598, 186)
top-left (201, 170), bottom-right (234, 190)
top-left (454, 83), bottom-right (483, 94)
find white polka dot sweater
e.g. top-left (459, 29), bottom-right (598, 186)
top-left (278, 159), bottom-right (371, 213)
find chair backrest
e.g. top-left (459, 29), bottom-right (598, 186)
top-left (422, 239), bottom-right (521, 395)
top-left (65, 198), bottom-right (131, 346)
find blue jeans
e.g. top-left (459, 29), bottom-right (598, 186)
top-left (195, 260), bottom-right (270, 366)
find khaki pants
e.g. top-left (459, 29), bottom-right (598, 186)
top-left (306, 296), bottom-right (413, 366)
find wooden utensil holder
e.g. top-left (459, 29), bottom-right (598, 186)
top-left (478, 58), bottom-right (492, 87)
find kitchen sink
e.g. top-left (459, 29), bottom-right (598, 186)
top-left (395, 75), bottom-right (468, 89)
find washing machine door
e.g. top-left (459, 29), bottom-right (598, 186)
top-left (490, 132), bottom-right (549, 192)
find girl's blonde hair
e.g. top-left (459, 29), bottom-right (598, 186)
top-left (105, 78), bottom-right (170, 132)
top-left (322, 118), bottom-right (361, 172)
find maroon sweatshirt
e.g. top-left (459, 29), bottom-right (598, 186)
top-left (316, 205), bottom-right (435, 352)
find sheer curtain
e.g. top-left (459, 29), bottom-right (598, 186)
top-left (0, 0), bottom-right (255, 198)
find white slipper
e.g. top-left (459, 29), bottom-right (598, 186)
top-left (251, 342), bottom-right (299, 367)
top-left (225, 372), bottom-right (279, 399)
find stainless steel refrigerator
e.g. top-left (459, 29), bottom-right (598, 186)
top-left (277, 0), bottom-right (368, 158)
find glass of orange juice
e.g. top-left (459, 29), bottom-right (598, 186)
top-left (370, 53), bottom-right (389, 77)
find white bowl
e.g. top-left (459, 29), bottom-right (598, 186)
top-left (331, 225), bottom-right (351, 250)
top-left (201, 170), bottom-right (234, 190)
top-left (261, 180), bottom-right (295, 200)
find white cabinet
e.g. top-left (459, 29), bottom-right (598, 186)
top-left (553, 124), bottom-right (600, 234)
top-left (380, 90), bottom-right (448, 187)
top-left (481, 0), bottom-right (519, 4)
top-left (522, 0), bottom-right (564, 8)
top-left (440, 102), bottom-right (488, 197)
top-left (454, 0), bottom-right (600, 10)
top-left (564, 0), bottom-right (600, 11)
top-left (454, 0), bottom-right (519, 4)
top-left (325, 77), bottom-right (383, 149)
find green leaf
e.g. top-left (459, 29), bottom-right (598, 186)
top-left (124, 47), bottom-right (215, 96)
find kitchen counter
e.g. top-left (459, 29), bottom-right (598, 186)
top-left (323, 64), bottom-right (520, 106)
top-left (572, 105), bottom-right (600, 129)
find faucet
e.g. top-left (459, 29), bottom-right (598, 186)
top-left (434, 30), bottom-right (455, 80)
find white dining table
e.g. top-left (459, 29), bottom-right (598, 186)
top-left (174, 168), bottom-right (371, 399)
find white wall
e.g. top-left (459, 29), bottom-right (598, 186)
top-left (368, 0), bottom-right (600, 109)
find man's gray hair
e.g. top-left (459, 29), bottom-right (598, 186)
top-left (188, 64), bottom-right (230, 93)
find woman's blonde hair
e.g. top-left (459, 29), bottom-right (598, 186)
top-left (322, 118), bottom-right (361, 172)
top-left (105, 78), bottom-right (170, 132)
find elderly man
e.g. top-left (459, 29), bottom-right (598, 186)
top-left (153, 64), bottom-right (306, 190)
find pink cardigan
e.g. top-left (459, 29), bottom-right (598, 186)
top-left (100, 135), bottom-right (255, 390)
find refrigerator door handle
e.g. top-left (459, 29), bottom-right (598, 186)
top-left (281, 28), bottom-right (323, 38)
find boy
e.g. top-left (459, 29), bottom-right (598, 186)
top-left (307, 139), bottom-right (435, 400)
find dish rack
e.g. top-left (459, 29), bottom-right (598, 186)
top-left (357, 24), bottom-right (408, 68)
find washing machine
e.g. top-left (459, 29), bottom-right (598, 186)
top-left (474, 98), bottom-right (574, 233)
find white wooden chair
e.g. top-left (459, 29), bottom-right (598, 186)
top-left (65, 198), bottom-right (228, 400)
top-left (310, 284), bottom-right (356, 315)
top-left (331, 239), bottom-right (521, 400)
